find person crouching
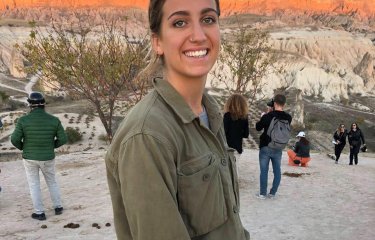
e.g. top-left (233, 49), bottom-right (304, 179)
top-left (287, 131), bottom-right (311, 167)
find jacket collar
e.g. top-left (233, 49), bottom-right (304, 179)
top-left (153, 77), bottom-right (222, 134)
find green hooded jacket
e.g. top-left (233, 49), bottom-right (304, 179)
top-left (106, 78), bottom-right (250, 240)
top-left (11, 108), bottom-right (67, 160)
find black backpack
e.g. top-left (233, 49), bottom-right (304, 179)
top-left (267, 117), bottom-right (291, 150)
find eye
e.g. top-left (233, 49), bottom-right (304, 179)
top-left (202, 16), bottom-right (216, 24)
top-left (173, 20), bottom-right (186, 28)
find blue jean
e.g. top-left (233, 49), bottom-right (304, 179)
top-left (259, 146), bottom-right (282, 196)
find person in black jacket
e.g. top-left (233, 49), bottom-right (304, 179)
top-left (333, 123), bottom-right (347, 164)
top-left (223, 94), bottom-right (249, 156)
top-left (347, 122), bottom-right (366, 165)
top-left (255, 94), bottom-right (292, 199)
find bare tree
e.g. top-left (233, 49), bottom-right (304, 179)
top-left (212, 16), bottom-right (279, 104)
top-left (18, 16), bottom-right (150, 141)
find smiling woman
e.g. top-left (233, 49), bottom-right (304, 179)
top-left (105, 0), bottom-right (250, 240)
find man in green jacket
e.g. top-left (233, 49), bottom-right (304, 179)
top-left (11, 92), bottom-right (67, 221)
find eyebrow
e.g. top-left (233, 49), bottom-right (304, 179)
top-left (167, 8), bottom-right (218, 20)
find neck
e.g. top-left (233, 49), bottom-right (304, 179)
top-left (165, 72), bottom-right (206, 116)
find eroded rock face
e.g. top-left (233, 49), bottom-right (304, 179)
top-left (291, 90), bottom-right (305, 128)
top-left (0, 47), bottom-right (26, 78)
top-left (354, 52), bottom-right (375, 89)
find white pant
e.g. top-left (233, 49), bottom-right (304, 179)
top-left (23, 159), bottom-right (62, 214)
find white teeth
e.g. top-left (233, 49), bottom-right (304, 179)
top-left (185, 50), bottom-right (207, 57)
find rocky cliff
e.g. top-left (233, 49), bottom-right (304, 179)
top-left (1, 0), bottom-right (374, 18)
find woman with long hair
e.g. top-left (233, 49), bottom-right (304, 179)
top-left (223, 94), bottom-right (249, 156)
top-left (333, 123), bottom-right (347, 164)
top-left (105, 0), bottom-right (249, 239)
top-left (287, 131), bottom-right (311, 167)
top-left (348, 122), bottom-right (366, 165)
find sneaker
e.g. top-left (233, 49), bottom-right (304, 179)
top-left (267, 193), bottom-right (276, 199)
top-left (256, 194), bottom-right (266, 200)
top-left (335, 160), bottom-right (338, 164)
top-left (31, 213), bottom-right (46, 221)
top-left (55, 207), bottom-right (64, 215)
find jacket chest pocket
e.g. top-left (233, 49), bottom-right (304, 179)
top-left (177, 153), bottom-right (228, 237)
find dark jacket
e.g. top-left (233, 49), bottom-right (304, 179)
top-left (105, 78), bottom-right (249, 240)
top-left (294, 141), bottom-right (310, 157)
top-left (11, 108), bottom-right (67, 160)
top-left (333, 130), bottom-right (347, 145)
top-left (255, 110), bottom-right (292, 149)
top-left (223, 112), bottom-right (249, 154)
top-left (348, 129), bottom-right (365, 147)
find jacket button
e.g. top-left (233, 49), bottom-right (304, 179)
top-left (233, 205), bottom-right (239, 213)
top-left (221, 158), bottom-right (227, 166)
top-left (202, 174), bottom-right (210, 182)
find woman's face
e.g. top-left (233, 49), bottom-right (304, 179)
top-left (340, 125), bottom-right (345, 132)
top-left (352, 124), bottom-right (357, 130)
top-left (152, 0), bottom-right (220, 81)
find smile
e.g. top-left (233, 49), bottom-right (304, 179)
top-left (184, 49), bottom-right (208, 58)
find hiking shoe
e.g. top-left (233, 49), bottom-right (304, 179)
top-left (256, 194), bottom-right (266, 200)
top-left (55, 207), bottom-right (64, 215)
top-left (267, 193), bottom-right (276, 199)
top-left (31, 213), bottom-right (46, 221)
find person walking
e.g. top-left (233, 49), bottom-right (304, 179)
top-left (347, 122), bottom-right (365, 165)
top-left (287, 131), bottom-right (311, 167)
top-left (223, 94), bottom-right (249, 159)
top-left (11, 92), bottom-right (67, 221)
top-left (255, 94), bottom-right (292, 199)
top-left (105, 0), bottom-right (250, 239)
top-left (333, 123), bottom-right (347, 164)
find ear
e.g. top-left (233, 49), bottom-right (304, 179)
top-left (151, 33), bottom-right (163, 56)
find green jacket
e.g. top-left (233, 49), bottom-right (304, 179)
top-left (11, 108), bottom-right (67, 160)
top-left (106, 78), bottom-right (250, 240)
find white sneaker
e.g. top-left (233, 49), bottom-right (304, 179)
top-left (256, 194), bottom-right (266, 200)
top-left (267, 193), bottom-right (276, 199)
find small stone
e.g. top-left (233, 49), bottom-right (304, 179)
top-left (41, 225), bottom-right (47, 229)
top-left (92, 223), bottom-right (99, 227)
top-left (96, 226), bottom-right (101, 229)
top-left (105, 223), bottom-right (111, 227)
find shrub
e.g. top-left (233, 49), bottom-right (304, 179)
top-left (65, 127), bottom-right (83, 144)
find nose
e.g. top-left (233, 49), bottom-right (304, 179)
top-left (189, 22), bottom-right (207, 43)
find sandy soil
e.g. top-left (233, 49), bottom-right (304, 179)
top-left (1, 148), bottom-right (374, 240)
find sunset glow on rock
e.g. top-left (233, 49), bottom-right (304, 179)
top-left (0, 0), bottom-right (374, 17)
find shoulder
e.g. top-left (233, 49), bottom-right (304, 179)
top-left (114, 91), bottom-right (179, 147)
top-left (223, 112), bottom-right (231, 119)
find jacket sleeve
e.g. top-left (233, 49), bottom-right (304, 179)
top-left (55, 120), bottom-right (67, 148)
top-left (10, 119), bottom-right (24, 150)
top-left (333, 132), bottom-right (338, 141)
top-left (118, 134), bottom-right (190, 240)
top-left (256, 115), bottom-right (267, 131)
top-left (223, 112), bottom-right (230, 136)
top-left (360, 130), bottom-right (365, 144)
top-left (243, 118), bottom-right (249, 138)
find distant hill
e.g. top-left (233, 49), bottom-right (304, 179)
top-left (1, 0), bottom-right (374, 18)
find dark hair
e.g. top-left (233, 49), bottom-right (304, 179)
top-left (350, 122), bottom-right (359, 131)
top-left (300, 137), bottom-right (309, 145)
top-left (273, 94), bottom-right (286, 106)
top-left (148, 0), bottom-right (221, 35)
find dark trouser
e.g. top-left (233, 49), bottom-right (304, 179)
top-left (349, 145), bottom-right (361, 165)
top-left (334, 144), bottom-right (345, 161)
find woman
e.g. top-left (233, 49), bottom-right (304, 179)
top-left (105, 0), bottom-right (250, 239)
top-left (333, 123), bottom-right (347, 164)
top-left (348, 122), bottom-right (366, 165)
top-left (287, 131), bottom-right (311, 167)
top-left (223, 94), bottom-right (249, 156)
